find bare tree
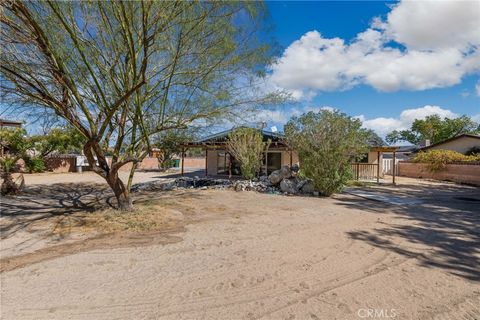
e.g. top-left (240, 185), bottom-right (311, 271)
top-left (1, 1), bottom-right (283, 210)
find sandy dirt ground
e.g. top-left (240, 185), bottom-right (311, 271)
top-left (1, 173), bottom-right (479, 319)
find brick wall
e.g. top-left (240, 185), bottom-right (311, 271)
top-left (398, 162), bottom-right (480, 186)
top-left (181, 157), bottom-right (206, 169)
top-left (44, 157), bottom-right (76, 173)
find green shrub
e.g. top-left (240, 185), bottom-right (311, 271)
top-left (285, 110), bottom-right (369, 196)
top-left (413, 150), bottom-right (480, 172)
top-left (23, 156), bottom-right (46, 173)
top-left (227, 128), bottom-right (268, 180)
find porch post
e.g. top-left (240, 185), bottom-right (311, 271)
top-left (181, 147), bottom-right (185, 176)
top-left (377, 151), bottom-right (380, 183)
top-left (392, 151), bottom-right (396, 185)
top-left (205, 148), bottom-right (208, 177)
top-left (264, 148), bottom-right (268, 176)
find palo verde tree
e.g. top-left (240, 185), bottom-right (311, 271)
top-left (285, 110), bottom-right (370, 196)
top-left (1, 1), bottom-right (282, 210)
top-left (227, 127), bottom-right (268, 179)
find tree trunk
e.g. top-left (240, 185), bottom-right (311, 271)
top-left (1, 171), bottom-right (19, 195)
top-left (107, 172), bottom-right (133, 211)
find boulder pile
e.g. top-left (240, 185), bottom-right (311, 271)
top-left (132, 176), bottom-right (231, 192)
top-left (268, 166), bottom-right (315, 195)
top-left (232, 180), bottom-right (280, 193)
top-left (132, 166), bottom-right (316, 196)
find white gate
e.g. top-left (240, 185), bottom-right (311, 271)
top-left (382, 159), bottom-right (400, 175)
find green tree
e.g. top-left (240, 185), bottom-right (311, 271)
top-left (1, 1), bottom-right (282, 210)
top-left (152, 130), bottom-right (193, 171)
top-left (31, 126), bottom-right (85, 157)
top-left (0, 128), bottom-right (31, 194)
top-left (386, 115), bottom-right (479, 145)
top-left (285, 110), bottom-right (370, 196)
top-left (365, 129), bottom-right (384, 147)
top-left (227, 128), bottom-right (268, 179)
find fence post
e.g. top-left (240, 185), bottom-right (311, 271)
top-left (392, 151), bottom-right (396, 185)
top-left (377, 151), bottom-right (380, 183)
top-left (356, 163), bottom-right (359, 180)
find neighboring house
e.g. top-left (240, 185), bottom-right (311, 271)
top-left (0, 118), bottom-right (22, 129)
top-left (420, 134), bottom-right (480, 154)
top-left (0, 118), bottom-right (23, 157)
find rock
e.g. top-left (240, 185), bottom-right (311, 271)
top-left (299, 180), bottom-right (315, 194)
top-left (280, 178), bottom-right (298, 194)
top-left (279, 166), bottom-right (292, 179)
top-left (132, 177), bottom-right (232, 192)
top-left (268, 170), bottom-right (283, 185)
top-left (268, 166), bottom-right (292, 185)
top-left (233, 180), bottom-right (270, 192)
top-left (176, 177), bottom-right (193, 188)
top-left (291, 164), bottom-right (300, 174)
top-left (259, 175), bottom-right (270, 183)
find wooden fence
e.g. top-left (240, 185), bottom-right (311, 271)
top-left (350, 163), bottom-right (379, 181)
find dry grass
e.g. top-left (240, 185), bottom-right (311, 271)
top-left (50, 201), bottom-right (184, 237)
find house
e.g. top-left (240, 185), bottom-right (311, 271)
top-left (420, 134), bottom-right (480, 154)
top-left (184, 129), bottom-right (299, 176)
top-left (0, 118), bottom-right (22, 129)
top-left (182, 128), bottom-right (398, 182)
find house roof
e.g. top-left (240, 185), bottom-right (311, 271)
top-left (421, 133), bottom-right (480, 151)
top-left (0, 118), bottom-right (23, 127)
top-left (194, 128), bottom-right (285, 144)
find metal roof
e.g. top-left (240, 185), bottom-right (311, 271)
top-left (195, 127), bottom-right (285, 144)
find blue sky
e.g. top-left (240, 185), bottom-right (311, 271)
top-left (257, 0), bottom-right (480, 136)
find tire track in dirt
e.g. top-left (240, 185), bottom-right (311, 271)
top-left (0, 229), bottom-right (184, 273)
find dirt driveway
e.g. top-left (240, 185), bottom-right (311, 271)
top-left (1, 174), bottom-right (479, 319)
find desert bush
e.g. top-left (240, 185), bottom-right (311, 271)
top-left (413, 149), bottom-right (480, 172)
top-left (227, 128), bottom-right (268, 180)
top-left (285, 110), bottom-right (370, 196)
top-left (23, 156), bottom-right (46, 173)
top-left (0, 128), bottom-right (30, 194)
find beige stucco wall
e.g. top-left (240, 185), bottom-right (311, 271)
top-left (398, 162), bottom-right (480, 186)
top-left (206, 149), bottom-right (218, 175)
top-left (427, 136), bottom-right (480, 154)
top-left (281, 150), bottom-right (299, 167)
top-left (367, 151), bottom-right (384, 177)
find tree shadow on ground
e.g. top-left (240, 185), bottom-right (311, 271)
top-left (0, 183), bottom-right (204, 240)
top-left (337, 182), bottom-right (480, 282)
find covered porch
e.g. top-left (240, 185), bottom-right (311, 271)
top-left (350, 146), bottom-right (399, 184)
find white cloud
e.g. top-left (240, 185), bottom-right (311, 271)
top-left (476, 81), bottom-right (480, 96)
top-left (268, 0), bottom-right (480, 96)
top-left (472, 114), bottom-right (480, 123)
top-left (382, 0), bottom-right (480, 50)
top-left (358, 105), bottom-right (458, 136)
top-left (254, 105), bottom-right (337, 125)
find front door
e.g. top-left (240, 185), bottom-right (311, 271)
top-left (265, 152), bottom-right (282, 175)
